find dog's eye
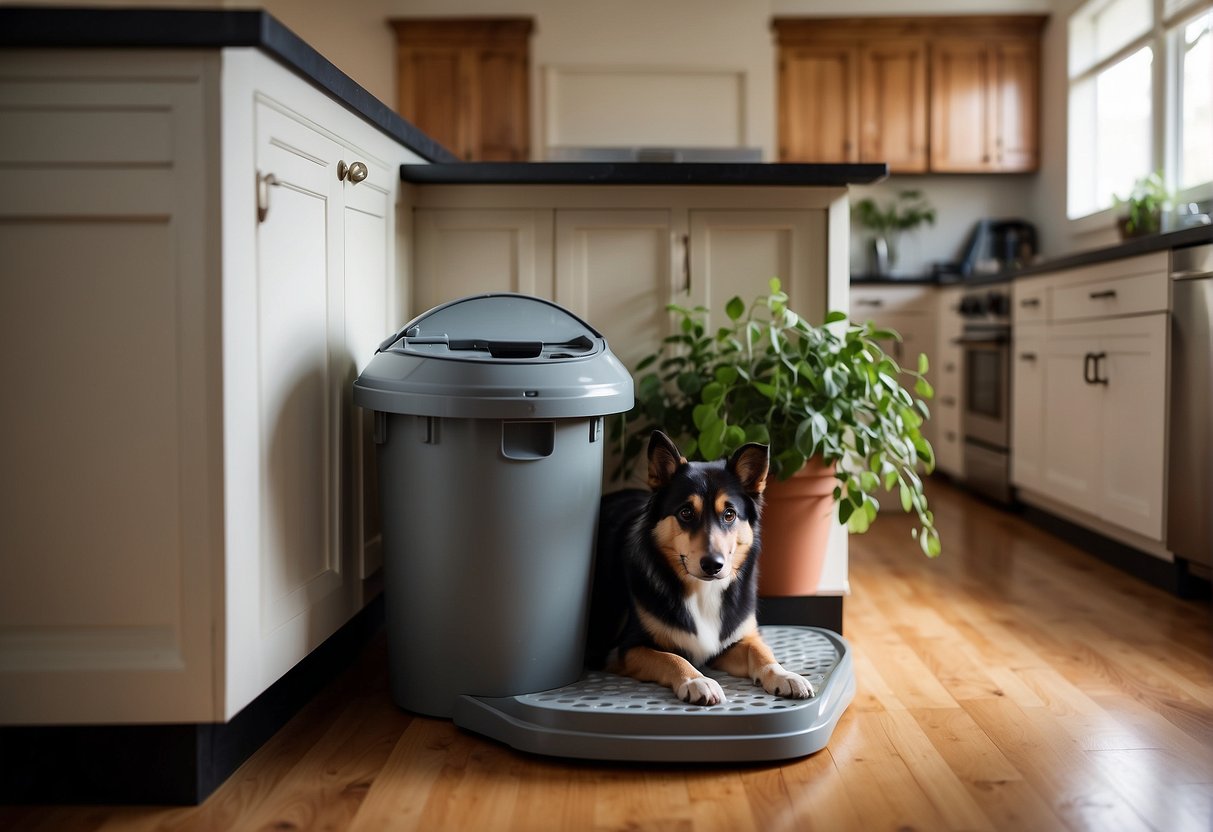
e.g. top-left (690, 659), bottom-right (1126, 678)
top-left (722, 507), bottom-right (738, 524)
top-left (677, 506), bottom-right (695, 523)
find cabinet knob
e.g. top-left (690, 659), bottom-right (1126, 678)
top-left (256, 171), bottom-right (279, 223)
top-left (337, 160), bottom-right (369, 184)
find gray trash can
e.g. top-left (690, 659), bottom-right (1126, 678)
top-left (353, 294), bottom-right (634, 717)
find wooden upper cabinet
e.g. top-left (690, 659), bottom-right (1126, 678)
top-left (773, 16), bottom-right (1044, 174)
top-left (860, 39), bottom-right (928, 173)
top-left (931, 32), bottom-right (1041, 172)
top-left (391, 18), bottom-right (533, 162)
top-left (778, 43), bottom-right (859, 164)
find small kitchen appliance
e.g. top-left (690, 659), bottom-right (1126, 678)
top-left (354, 294), bottom-right (855, 763)
top-left (960, 219), bottom-right (1038, 277)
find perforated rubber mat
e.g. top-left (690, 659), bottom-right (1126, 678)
top-left (453, 626), bottom-right (854, 762)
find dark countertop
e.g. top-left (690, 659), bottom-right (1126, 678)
top-left (400, 162), bottom-right (889, 186)
top-left (851, 225), bottom-right (1213, 287)
top-left (0, 6), bottom-right (458, 163)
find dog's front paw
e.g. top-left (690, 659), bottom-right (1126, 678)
top-left (677, 675), bottom-right (726, 706)
top-left (754, 663), bottom-right (814, 699)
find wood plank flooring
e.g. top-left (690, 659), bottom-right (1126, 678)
top-left (3, 480), bottom-right (1211, 831)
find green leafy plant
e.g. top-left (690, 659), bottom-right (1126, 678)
top-left (853, 189), bottom-right (937, 272)
top-left (1114, 171), bottom-right (1169, 236)
top-left (854, 189), bottom-right (938, 235)
top-left (613, 278), bottom-right (941, 557)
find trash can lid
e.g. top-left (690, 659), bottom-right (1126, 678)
top-left (352, 294), bottom-right (635, 419)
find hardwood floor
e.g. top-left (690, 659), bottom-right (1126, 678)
top-left (3, 480), bottom-right (1211, 831)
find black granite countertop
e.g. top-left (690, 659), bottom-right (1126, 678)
top-left (400, 162), bottom-right (889, 187)
top-left (0, 6), bottom-right (458, 163)
top-left (851, 225), bottom-right (1213, 287)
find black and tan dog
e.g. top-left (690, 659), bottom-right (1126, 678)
top-left (587, 430), bottom-right (813, 706)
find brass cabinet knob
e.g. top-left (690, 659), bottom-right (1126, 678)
top-left (337, 160), bottom-right (369, 184)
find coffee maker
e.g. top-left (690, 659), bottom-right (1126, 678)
top-left (960, 219), bottom-right (1038, 276)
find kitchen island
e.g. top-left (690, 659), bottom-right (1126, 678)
top-left (0, 5), bottom-right (885, 804)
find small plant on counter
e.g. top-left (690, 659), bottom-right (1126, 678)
top-left (612, 278), bottom-right (941, 557)
top-left (853, 189), bottom-right (937, 274)
top-left (1114, 171), bottom-right (1170, 237)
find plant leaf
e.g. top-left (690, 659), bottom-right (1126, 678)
top-left (725, 296), bottom-right (746, 321)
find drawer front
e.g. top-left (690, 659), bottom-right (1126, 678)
top-left (1012, 279), bottom-right (1048, 323)
top-left (850, 284), bottom-right (934, 317)
top-left (1052, 271), bottom-right (1168, 321)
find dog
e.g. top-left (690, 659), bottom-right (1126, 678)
top-left (586, 430), bottom-right (814, 706)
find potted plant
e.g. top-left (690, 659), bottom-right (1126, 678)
top-left (1114, 172), bottom-right (1169, 238)
top-left (854, 189), bottom-right (937, 276)
top-left (612, 279), bottom-right (941, 596)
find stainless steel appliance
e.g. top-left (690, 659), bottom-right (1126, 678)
top-left (959, 219), bottom-right (1038, 277)
top-left (1167, 243), bottom-right (1213, 574)
top-left (956, 288), bottom-right (1013, 502)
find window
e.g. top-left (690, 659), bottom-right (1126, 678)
top-left (1067, 0), bottom-right (1213, 221)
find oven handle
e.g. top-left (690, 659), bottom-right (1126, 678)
top-left (951, 334), bottom-right (1010, 346)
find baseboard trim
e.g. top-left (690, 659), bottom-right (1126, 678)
top-left (1020, 505), bottom-right (1211, 599)
top-left (757, 595), bottom-right (844, 634)
top-left (0, 596), bottom-right (385, 806)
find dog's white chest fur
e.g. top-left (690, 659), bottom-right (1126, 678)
top-left (638, 580), bottom-right (753, 666)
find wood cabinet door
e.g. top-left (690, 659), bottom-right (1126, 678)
top-left (394, 19), bottom-right (533, 162)
top-left (860, 39), bottom-right (928, 173)
top-left (471, 46), bottom-right (530, 161)
top-left (397, 46), bottom-right (467, 159)
top-left (930, 39), bottom-right (992, 172)
top-left (1096, 314), bottom-right (1167, 540)
top-left (991, 38), bottom-right (1039, 172)
top-left (778, 44), bottom-right (859, 163)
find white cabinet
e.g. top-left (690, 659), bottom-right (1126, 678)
top-left (408, 185), bottom-right (852, 593)
top-left (848, 284), bottom-right (939, 451)
top-left (0, 48), bottom-right (420, 725)
top-left (1009, 323), bottom-right (1045, 491)
top-left (1039, 315), bottom-right (1168, 540)
top-left (1011, 257), bottom-right (1169, 546)
top-left (933, 286), bottom-right (965, 478)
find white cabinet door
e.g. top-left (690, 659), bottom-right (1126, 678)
top-left (1010, 324), bottom-right (1044, 492)
top-left (340, 149), bottom-right (394, 580)
top-left (413, 209), bottom-right (554, 316)
top-left (554, 209), bottom-right (674, 376)
top-left (0, 58), bottom-right (218, 724)
top-left (933, 286), bottom-right (964, 478)
top-left (1097, 314), bottom-right (1167, 540)
top-left (250, 103), bottom-right (351, 694)
top-left (1039, 322), bottom-right (1102, 516)
top-left (689, 210), bottom-right (827, 330)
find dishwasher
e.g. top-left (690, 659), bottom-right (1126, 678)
top-left (1167, 242), bottom-right (1213, 579)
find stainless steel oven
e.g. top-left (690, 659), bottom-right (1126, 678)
top-left (956, 289), bottom-right (1013, 503)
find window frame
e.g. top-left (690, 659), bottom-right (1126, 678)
top-left (1066, 0), bottom-right (1213, 230)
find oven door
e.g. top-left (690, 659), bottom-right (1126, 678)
top-left (958, 333), bottom-right (1010, 450)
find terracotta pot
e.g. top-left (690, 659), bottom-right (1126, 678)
top-left (757, 458), bottom-right (837, 597)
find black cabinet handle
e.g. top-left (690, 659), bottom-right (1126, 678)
top-left (941, 395), bottom-right (957, 406)
top-left (855, 299), bottom-right (883, 307)
top-left (1083, 351), bottom-right (1110, 384)
top-left (1020, 297), bottom-right (1041, 307)
top-left (1020, 352), bottom-right (1037, 362)
top-left (1093, 351), bottom-right (1109, 384)
top-left (1089, 289), bottom-right (1117, 300)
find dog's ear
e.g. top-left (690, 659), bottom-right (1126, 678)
top-left (647, 430), bottom-right (685, 490)
top-left (727, 443), bottom-right (769, 497)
